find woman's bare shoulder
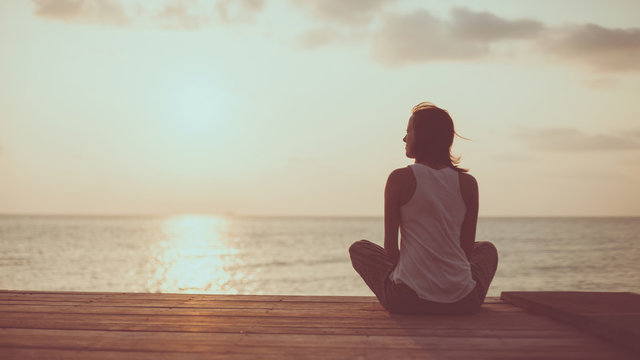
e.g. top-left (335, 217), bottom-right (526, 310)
top-left (387, 166), bottom-right (414, 187)
top-left (387, 167), bottom-right (416, 205)
top-left (458, 172), bottom-right (478, 188)
top-left (458, 172), bottom-right (478, 202)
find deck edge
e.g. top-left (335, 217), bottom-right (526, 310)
top-left (500, 291), bottom-right (639, 356)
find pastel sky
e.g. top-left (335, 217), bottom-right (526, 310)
top-left (1, 0), bottom-right (639, 217)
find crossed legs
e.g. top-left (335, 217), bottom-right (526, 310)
top-left (349, 239), bottom-right (498, 312)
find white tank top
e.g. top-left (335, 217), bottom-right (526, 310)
top-left (389, 163), bottom-right (476, 303)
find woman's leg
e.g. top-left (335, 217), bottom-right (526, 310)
top-left (469, 241), bottom-right (499, 302)
top-left (349, 240), bottom-right (395, 305)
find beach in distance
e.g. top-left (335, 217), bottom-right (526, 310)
top-left (1, 215), bottom-right (639, 297)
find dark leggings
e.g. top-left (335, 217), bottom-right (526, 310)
top-left (349, 240), bottom-right (498, 315)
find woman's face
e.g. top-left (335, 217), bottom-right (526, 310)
top-left (403, 115), bottom-right (416, 158)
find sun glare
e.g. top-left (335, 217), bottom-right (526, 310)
top-left (148, 214), bottom-right (238, 293)
top-left (166, 74), bottom-right (236, 138)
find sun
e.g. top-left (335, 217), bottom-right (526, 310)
top-left (166, 73), bottom-right (236, 138)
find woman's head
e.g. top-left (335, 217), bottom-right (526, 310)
top-left (404, 102), bottom-right (466, 171)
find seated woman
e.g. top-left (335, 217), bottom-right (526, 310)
top-left (349, 102), bottom-right (498, 315)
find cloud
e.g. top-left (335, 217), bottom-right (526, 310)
top-left (299, 4), bottom-right (640, 73)
top-left (450, 7), bottom-right (544, 42)
top-left (154, 1), bottom-right (213, 29)
top-left (217, 0), bottom-right (264, 23)
top-left (297, 28), bottom-right (341, 49)
top-left (290, 0), bottom-right (394, 25)
top-left (30, 1), bottom-right (640, 73)
top-left (372, 10), bottom-right (487, 65)
top-left (544, 24), bottom-right (640, 72)
top-left (295, 26), bottom-right (368, 49)
top-left (31, 0), bottom-right (265, 29)
top-left (371, 7), bottom-right (547, 66)
top-left (33, 0), bottom-right (129, 26)
top-left (518, 127), bottom-right (640, 152)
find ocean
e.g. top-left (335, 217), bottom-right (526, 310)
top-left (1, 215), bottom-right (639, 297)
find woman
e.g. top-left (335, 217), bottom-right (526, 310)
top-left (349, 102), bottom-right (498, 315)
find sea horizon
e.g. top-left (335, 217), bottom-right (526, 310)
top-left (2, 213), bottom-right (639, 219)
top-left (2, 215), bottom-right (639, 297)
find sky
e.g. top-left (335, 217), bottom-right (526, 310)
top-left (1, 0), bottom-right (639, 217)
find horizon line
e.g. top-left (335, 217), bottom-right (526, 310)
top-left (1, 212), bottom-right (639, 219)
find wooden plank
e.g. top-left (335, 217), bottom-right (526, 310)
top-left (501, 291), bottom-right (640, 356)
top-left (1, 347), bottom-right (630, 360)
top-left (0, 305), bottom-right (398, 318)
top-left (0, 291), bottom-right (503, 304)
top-left (0, 300), bottom-right (520, 314)
top-left (0, 311), bottom-right (562, 334)
top-left (0, 305), bottom-right (528, 323)
top-left (0, 293), bottom-right (507, 311)
top-left (0, 300), bottom-right (386, 311)
top-left (0, 311), bottom-right (563, 332)
top-left (0, 292), bottom-right (503, 303)
top-left (0, 295), bottom-right (510, 310)
top-left (0, 312), bottom-right (590, 338)
top-left (503, 292), bottom-right (640, 313)
top-left (0, 291), bottom-right (379, 303)
top-left (0, 328), bottom-right (628, 354)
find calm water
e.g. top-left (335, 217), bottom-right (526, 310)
top-left (1, 215), bottom-right (639, 297)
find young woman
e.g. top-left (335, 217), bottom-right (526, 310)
top-left (349, 102), bottom-right (498, 315)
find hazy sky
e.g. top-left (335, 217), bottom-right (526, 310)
top-left (1, 0), bottom-right (639, 217)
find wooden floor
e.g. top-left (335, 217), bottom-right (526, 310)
top-left (0, 291), bottom-right (634, 360)
top-left (501, 291), bottom-right (640, 355)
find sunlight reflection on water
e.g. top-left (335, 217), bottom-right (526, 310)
top-left (1, 216), bottom-right (639, 296)
top-left (146, 215), bottom-right (240, 293)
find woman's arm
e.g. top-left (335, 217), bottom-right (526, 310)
top-left (384, 171), bottom-right (401, 265)
top-left (384, 167), bottom-right (415, 266)
top-left (459, 173), bottom-right (479, 261)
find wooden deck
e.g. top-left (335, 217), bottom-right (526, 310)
top-left (0, 291), bottom-right (635, 359)
top-left (501, 291), bottom-right (640, 355)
